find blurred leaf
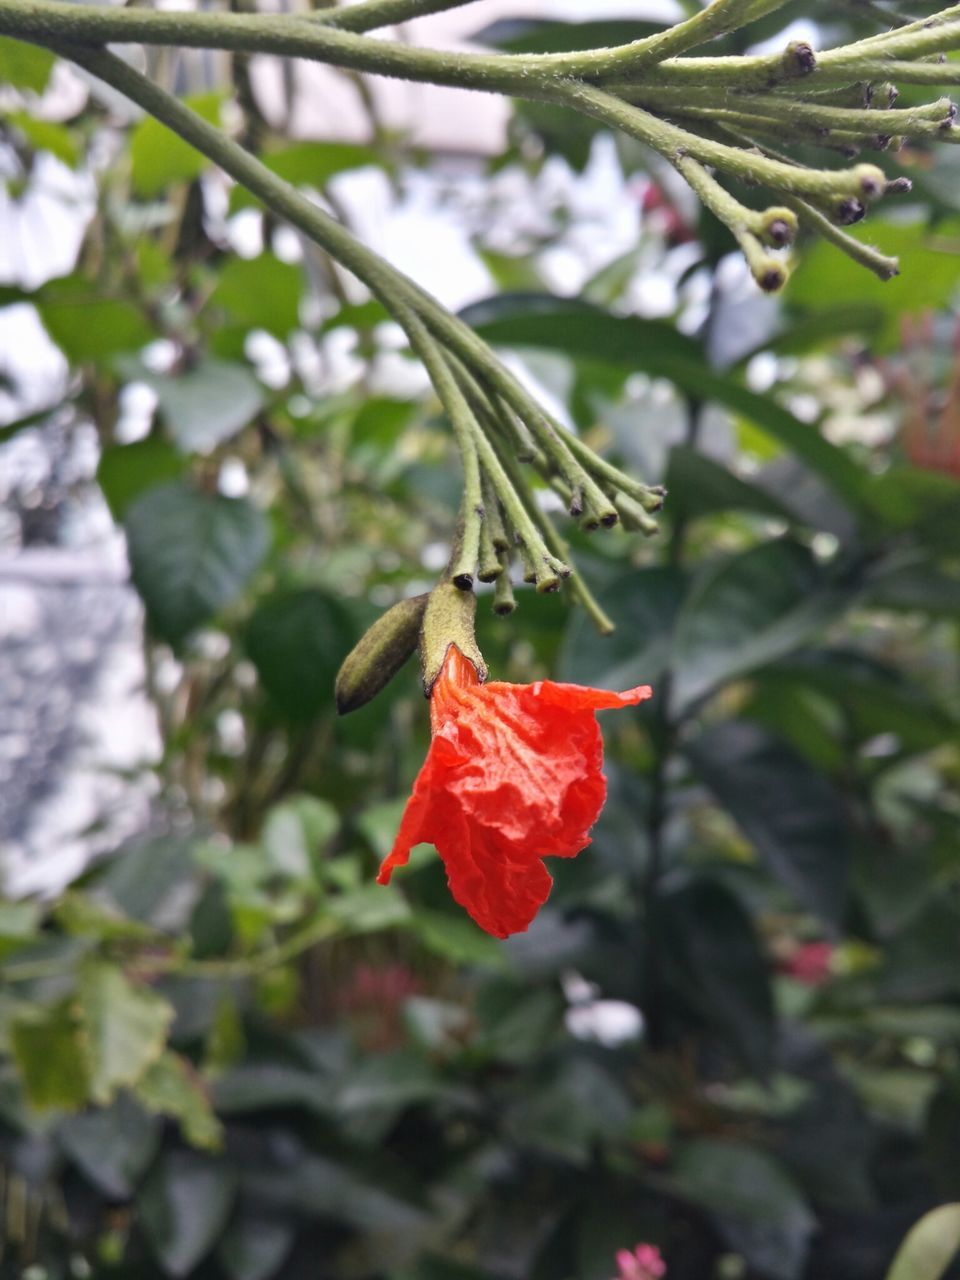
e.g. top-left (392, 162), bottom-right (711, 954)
top-left (245, 588), bottom-right (356, 720)
top-left (475, 18), bottom-right (662, 52)
top-left (217, 1211), bottom-right (295, 1280)
top-left (55, 890), bottom-right (160, 942)
top-left (560, 565), bottom-right (685, 691)
top-left (211, 254), bottom-right (303, 339)
top-left (78, 962), bottom-right (174, 1104)
top-left (130, 91), bottom-right (223, 196)
top-left (465, 292), bottom-right (868, 508)
top-left (657, 878), bottom-right (775, 1077)
top-left (228, 140), bottom-right (379, 212)
top-left (10, 998), bottom-right (91, 1110)
top-left (59, 1092), bottom-right (161, 1197)
top-left (504, 1057), bottom-right (631, 1164)
top-left (141, 1149), bottom-right (237, 1277)
top-left (261, 794), bottom-right (339, 881)
top-left (686, 721), bottom-right (849, 928)
top-left (926, 1080), bottom-right (960, 1200)
top-left (463, 292), bottom-right (701, 366)
top-left (791, 221), bottom-right (960, 349)
top-left (94, 835), bottom-right (201, 931)
top-left (97, 436), bottom-right (184, 520)
top-left (741, 303), bottom-right (886, 363)
top-left (0, 900), bottom-right (41, 958)
top-left (663, 1139), bottom-right (815, 1280)
top-left (37, 276), bottom-right (153, 363)
top-left (671, 539), bottom-right (849, 711)
top-left (866, 554), bottom-right (960, 615)
top-left (665, 446), bottom-right (793, 523)
top-left (886, 1204), bottom-right (960, 1280)
top-left (6, 110), bottom-right (78, 166)
top-left (125, 482), bottom-right (269, 645)
top-left (119, 357), bottom-right (264, 454)
top-left (413, 909), bottom-right (509, 970)
top-left (0, 37), bottom-right (54, 90)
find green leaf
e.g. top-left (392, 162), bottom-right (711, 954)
top-left (666, 1137), bottom-right (815, 1222)
top-left (130, 91), bottom-right (223, 196)
top-left (125, 482), bottom-right (269, 645)
top-left (0, 900), bottom-right (41, 959)
top-left (665, 446), bottom-right (794, 524)
top-left (685, 721), bottom-right (849, 928)
top-left (37, 277), bottom-right (153, 363)
top-left (462, 292), bottom-right (701, 366)
top-left (10, 998), bottom-right (91, 1110)
top-left (118, 357), bottom-right (265, 454)
top-left (136, 1050), bottom-right (224, 1149)
top-left (0, 37), bottom-right (55, 91)
top-left (97, 436), bottom-right (185, 520)
top-left (218, 1212), bottom-right (295, 1280)
top-left (790, 220), bottom-right (960, 350)
top-left (6, 111), bottom-right (79, 166)
top-left (670, 539), bottom-right (848, 710)
top-left (560, 565), bottom-right (686, 692)
top-left (210, 254), bottom-right (303, 340)
top-left (412, 909), bottom-right (509, 970)
top-left (78, 962), bottom-right (174, 1104)
top-left (476, 18), bottom-right (662, 53)
top-left (59, 1093), bottom-right (161, 1198)
top-left (55, 890), bottom-right (161, 942)
top-left (228, 140), bottom-right (379, 212)
top-left (245, 588), bottom-right (356, 720)
top-left (261, 794), bottom-right (339, 881)
top-left (657, 878), bottom-right (775, 1077)
top-left (886, 1205), bottom-right (960, 1280)
top-left (141, 1149), bottom-right (237, 1276)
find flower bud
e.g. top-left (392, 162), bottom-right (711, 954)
top-left (419, 582), bottom-right (487, 694)
top-left (335, 593), bottom-right (429, 715)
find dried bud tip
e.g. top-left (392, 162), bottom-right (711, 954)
top-left (886, 176), bottom-right (912, 195)
top-left (835, 197), bottom-right (865, 225)
top-left (855, 164), bottom-right (886, 201)
top-left (784, 40), bottom-right (816, 76)
top-left (452, 571), bottom-right (475, 592)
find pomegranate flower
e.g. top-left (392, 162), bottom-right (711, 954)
top-left (377, 644), bottom-right (651, 938)
top-left (614, 1244), bottom-right (667, 1280)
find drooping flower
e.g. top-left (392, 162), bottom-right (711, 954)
top-left (377, 644), bottom-right (651, 938)
top-left (613, 1243), bottom-right (667, 1280)
top-left (777, 940), bottom-right (835, 986)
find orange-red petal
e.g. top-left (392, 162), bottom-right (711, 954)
top-left (377, 648), bottom-right (652, 938)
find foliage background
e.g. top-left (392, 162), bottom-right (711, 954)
top-left (1, 7), bottom-right (960, 1279)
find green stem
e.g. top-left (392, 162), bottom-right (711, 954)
top-left (782, 193), bottom-right (901, 279)
top-left (560, 81), bottom-right (888, 203)
top-left (612, 0), bottom-right (789, 68)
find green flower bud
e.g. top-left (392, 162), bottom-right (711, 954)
top-left (335, 593), bottom-right (429, 715)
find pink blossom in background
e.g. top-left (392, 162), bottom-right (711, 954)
top-left (614, 1243), bottom-right (667, 1280)
top-left (780, 941), bottom-right (835, 986)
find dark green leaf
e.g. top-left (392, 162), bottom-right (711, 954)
top-left (97, 436), bottom-right (185, 520)
top-left (686, 721), bottom-right (849, 927)
top-left (657, 878), bottom-right (775, 1077)
top-left (141, 1150), bottom-right (237, 1277)
top-left (560, 565), bottom-right (685, 691)
top-left (245, 588), bottom-right (356, 720)
top-left (218, 1211), bottom-right (295, 1280)
top-left (671, 539), bottom-right (849, 711)
top-left (59, 1093), bottom-right (161, 1198)
top-left (665, 446), bottom-right (793, 523)
top-left (475, 18), bottom-right (662, 53)
top-left (136, 1051), bottom-right (224, 1150)
top-left (125, 482), bottom-right (269, 644)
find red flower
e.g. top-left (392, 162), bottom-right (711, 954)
top-left (377, 645), bottom-right (651, 938)
top-left (778, 940), bottom-right (835, 986)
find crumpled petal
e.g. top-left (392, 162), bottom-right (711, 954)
top-left (378, 645), bottom-right (652, 938)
